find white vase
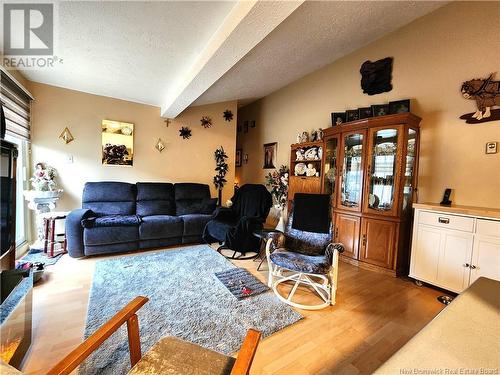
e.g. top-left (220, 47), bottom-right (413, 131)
top-left (275, 211), bottom-right (286, 232)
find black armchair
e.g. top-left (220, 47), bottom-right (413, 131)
top-left (203, 184), bottom-right (272, 259)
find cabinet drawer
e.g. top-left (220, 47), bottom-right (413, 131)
top-left (476, 219), bottom-right (500, 238)
top-left (418, 211), bottom-right (474, 232)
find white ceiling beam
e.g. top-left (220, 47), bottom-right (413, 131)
top-left (161, 0), bottom-right (304, 118)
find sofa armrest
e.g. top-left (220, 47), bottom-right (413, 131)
top-left (66, 208), bottom-right (94, 258)
top-left (211, 207), bottom-right (235, 221)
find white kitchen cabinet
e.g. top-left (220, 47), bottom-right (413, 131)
top-left (410, 204), bottom-right (500, 293)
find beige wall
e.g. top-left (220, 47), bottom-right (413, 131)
top-left (30, 82), bottom-right (237, 210)
top-left (237, 1), bottom-right (500, 209)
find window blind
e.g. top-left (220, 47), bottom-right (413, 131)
top-left (0, 71), bottom-right (32, 141)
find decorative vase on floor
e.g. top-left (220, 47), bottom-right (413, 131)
top-left (275, 207), bottom-right (286, 232)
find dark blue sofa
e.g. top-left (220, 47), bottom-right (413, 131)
top-left (66, 182), bottom-right (217, 258)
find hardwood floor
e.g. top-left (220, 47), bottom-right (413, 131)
top-left (21, 245), bottom-right (444, 375)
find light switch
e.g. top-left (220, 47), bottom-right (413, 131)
top-left (66, 154), bottom-right (74, 163)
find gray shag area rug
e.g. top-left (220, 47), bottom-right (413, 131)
top-left (79, 245), bottom-right (302, 375)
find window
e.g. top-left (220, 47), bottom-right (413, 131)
top-left (4, 134), bottom-right (29, 246)
top-left (1, 69), bottom-right (33, 249)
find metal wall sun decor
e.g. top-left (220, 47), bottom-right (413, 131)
top-left (360, 57), bottom-right (393, 95)
top-left (223, 109), bottom-right (233, 122)
top-left (200, 116), bottom-right (212, 128)
top-left (179, 126), bottom-right (192, 139)
top-left (460, 73), bottom-right (500, 124)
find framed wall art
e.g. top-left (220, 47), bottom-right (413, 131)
top-left (263, 142), bottom-right (277, 169)
top-left (101, 120), bottom-right (134, 166)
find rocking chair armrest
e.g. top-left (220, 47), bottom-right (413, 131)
top-left (325, 242), bottom-right (345, 262)
top-left (230, 329), bottom-right (262, 375)
top-left (326, 242), bottom-right (345, 253)
top-left (265, 232), bottom-right (286, 256)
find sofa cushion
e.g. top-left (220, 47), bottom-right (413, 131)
top-left (139, 215), bottom-right (183, 240)
top-left (174, 183), bottom-right (216, 215)
top-left (136, 183), bottom-right (175, 216)
top-left (84, 226), bottom-right (139, 246)
top-left (176, 198), bottom-right (217, 216)
top-left (180, 214), bottom-right (212, 237)
top-left (82, 182), bottom-right (136, 216)
top-left (81, 215), bottom-right (141, 228)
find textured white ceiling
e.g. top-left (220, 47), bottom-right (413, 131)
top-left (12, 1), bottom-right (445, 113)
top-left (193, 1), bottom-right (445, 107)
top-left (16, 1), bottom-right (237, 106)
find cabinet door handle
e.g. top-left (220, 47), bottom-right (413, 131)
top-left (362, 234), bottom-right (366, 247)
top-left (335, 227), bottom-right (339, 239)
top-left (470, 265), bottom-right (476, 269)
top-left (463, 263), bottom-right (470, 268)
top-left (438, 217), bottom-right (450, 224)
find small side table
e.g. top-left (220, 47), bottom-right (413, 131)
top-left (42, 212), bottom-right (69, 258)
top-left (252, 229), bottom-right (282, 271)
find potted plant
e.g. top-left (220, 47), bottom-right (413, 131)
top-left (213, 147), bottom-right (229, 205)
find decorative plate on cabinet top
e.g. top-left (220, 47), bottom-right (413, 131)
top-left (294, 163), bottom-right (307, 176)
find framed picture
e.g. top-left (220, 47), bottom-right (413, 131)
top-left (101, 120), bottom-right (134, 166)
top-left (358, 107), bottom-right (372, 119)
top-left (346, 110), bottom-right (360, 122)
top-left (371, 104), bottom-right (390, 117)
top-left (263, 142), bottom-right (277, 169)
top-left (236, 149), bottom-right (242, 167)
top-left (250, 120), bottom-right (256, 128)
top-left (331, 112), bottom-right (346, 126)
top-left (243, 121), bottom-right (249, 133)
top-left (389, 99), bottom-right (410, 114)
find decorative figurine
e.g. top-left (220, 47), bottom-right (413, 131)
top-left (295, 148), bottom-right (305, 161)
top-left (305, 163), bottom-right (317, 177)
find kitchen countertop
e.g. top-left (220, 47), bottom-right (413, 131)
top-left (375, 277), bottom-right (500, 373)
top-left (413, 202), bottom-right (500, 219)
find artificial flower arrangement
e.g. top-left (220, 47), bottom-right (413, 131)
top-left (30, 162), bottom-right (58, 191)
top-left (265, 165), bottom-right (289, 210)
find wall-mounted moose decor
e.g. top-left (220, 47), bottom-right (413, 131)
top-left (360, 57), bottom-right (393, 95)
top-left (460, 73), bottom-right (500, 123)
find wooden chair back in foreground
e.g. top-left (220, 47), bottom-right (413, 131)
top-left (46, 296), bottom-right (261, 375)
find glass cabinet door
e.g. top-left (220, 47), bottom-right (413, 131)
top-left (338, 132), bottom-right (365, 211)
top-left (364, 127), bottom-right (402, 215)
top-left (323, 136), bottom-right (339, 201)
top-left (402, 128), bottom-right (417, 213)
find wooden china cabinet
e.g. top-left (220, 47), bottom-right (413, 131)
top-left (288, 113), bottom-right (421, 276)
top-left (288, 140), bottom-right (323, 206)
